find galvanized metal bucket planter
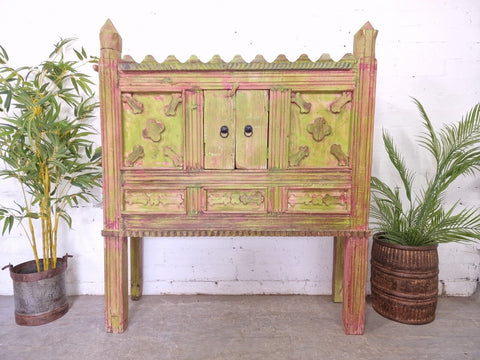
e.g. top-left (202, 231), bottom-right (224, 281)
top-left (370, 234), bottom-right (439, 324)
top-left (3, 254), bottom-right (71, 326)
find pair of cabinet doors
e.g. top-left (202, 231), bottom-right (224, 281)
top-left (122, 89), bottom-right (351, 171)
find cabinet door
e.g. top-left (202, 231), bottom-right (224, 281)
top-left (235, 90), bottom-right (269, 169)
top-left (204, 90), bottom-right (235, 169)
top-left (204, 89), bottom-right (269, 170)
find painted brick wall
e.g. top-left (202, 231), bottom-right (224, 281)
top-left (0, 0), bottom-right (479, 296)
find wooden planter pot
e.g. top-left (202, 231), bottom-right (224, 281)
top-left (370, 234), bottom-right (439, 324)
top-left (4, 254), bottom-right (71, 326)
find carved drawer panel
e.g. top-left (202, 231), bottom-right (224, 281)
top-left (204, 188), bottom-right (267, 213)
top-left (122, 92), bottom-right (184, 169)
top-left (289, 92), bottom-right (352, 169)
top-left (285, 188), bottom-right (350, 213)
top-left (123, 189), bottom-right (186, 213)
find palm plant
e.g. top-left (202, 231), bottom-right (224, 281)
top-left (370, 98), bottom-right (480, 246)
top-left (0, 39), bottom-right (101, 272)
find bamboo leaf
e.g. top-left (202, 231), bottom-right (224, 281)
top-left (74, 49), bottom-right (84, 61)
top-left (71, 77), bottom-right (79, 94)
top-left (4, 93), bottom-right (11, 111)
top-left (0, 45), bottom-right (9, 63)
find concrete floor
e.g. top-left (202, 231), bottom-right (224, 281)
top-left (1, 293), bottom-right (479, 360)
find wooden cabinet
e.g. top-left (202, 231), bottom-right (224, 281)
top-left (99, 20), bottom-right (378, 335)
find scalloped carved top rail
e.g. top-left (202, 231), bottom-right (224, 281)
top-left (100, 19), bottom-right (376, 72)
top-left (119, 53), bottom-right (357, 71)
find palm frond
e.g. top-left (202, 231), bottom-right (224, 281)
top-left (371, 99), bottom-right (480, 246)
top-left (414, 97), bottom-right (440, 162)
top-left (381, 130), bottom-right (415, 202)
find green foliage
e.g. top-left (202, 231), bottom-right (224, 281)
top-left (0, 39), bottom-right (101, 271)
top-left (371, 98), bottom-right (480, 246)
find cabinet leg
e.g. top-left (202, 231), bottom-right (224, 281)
top-left (104, 235), bottom-right (129, 333)
top-left (342, 234), bottom-right (368, 335)
top-left (332, 236), bottom-right (344, 303)
top-left (130, 237), bottom-right (143, 301)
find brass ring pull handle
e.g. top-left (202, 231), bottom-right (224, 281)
top-left (244, 125), bottom-right (253, 137)
top-left (220, 125), bottom-right (229, 138)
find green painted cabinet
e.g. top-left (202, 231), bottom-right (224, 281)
top-left (99, 20), bottom-right (378, 335)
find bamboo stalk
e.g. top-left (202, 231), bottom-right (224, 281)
top-left (20, 180), bottom-right (41, 272)
top-left (41, 163), bottom-right (50, 270)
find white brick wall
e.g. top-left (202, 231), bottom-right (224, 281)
top-left (0, 0), bottom-right (479, 296)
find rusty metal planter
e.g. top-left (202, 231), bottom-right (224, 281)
top-left (370, 234), bottom-right (439, 324)
top-left (5, 254), bottom-right (70, 326)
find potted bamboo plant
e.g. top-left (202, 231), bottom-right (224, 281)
top-left (370, 98), bottom-right (480, 324)
top-left (0, 39), bottom-right (101, 325)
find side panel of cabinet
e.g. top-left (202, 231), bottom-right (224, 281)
top-left (235, 90), bottom-right (269, 169)
top-left (204, 91), bottom-right (235, 169)
top-left (122, 92), bottom-right (184, 169)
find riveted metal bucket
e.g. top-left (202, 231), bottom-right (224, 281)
top-left (370, 234), bottom-right (439, 324)
top-left (4, 254), bottom-right (71, 326)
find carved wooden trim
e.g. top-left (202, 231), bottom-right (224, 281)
top-left (306, 117), bottom-right (332, 142)
top-left (123, 229), bottom-right (372, 237)
top-left (163, 146), bottom-right (183, 168)
top-left (330, 144), bottom-right (349, 166)
top-left (289, 146), bottom-right (310, 167)
top-left (286, 188), bottom-right (350, 213)
top-left (142, 119), bottom-right (165, 142)
top-left (205, 188), bottom-right (267, 213)
top-left (350, 21), bottom-right (378, 229)
top-left (122, 93), bottom-right (144, 114)
top-left (184, 90), bottom-right (204, 170)
top-left (123, 189), bottom-right (185, 213)
top-left (120, 53), bottom-right (357, 71)
top-left (269, 89), bottom-right (291, 169)
top-left (165, 93), bottom-right (183, 116)
top-left (291, 92), bottom-right (312, 114)
top-left (330, 92), bottom-right (352, 113)
top-left (125, 145), bottom-right (144, 167)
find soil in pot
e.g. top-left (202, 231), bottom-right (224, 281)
top-left (370, 234), bottom-right (439, 324)
top-left (5, 255), bottom-right (70, 326)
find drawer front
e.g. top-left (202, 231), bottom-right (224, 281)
top-left (285, 188), bottom-right (350, 214)
top-left (204, 188), bottom-right (267, 213)
top-left (123, 189), bottom-right (186, 213)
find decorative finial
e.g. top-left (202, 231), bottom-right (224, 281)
top-left (100, 19), bottom-right (122, 52)
top-left (361, 21), bottom-right (374, 30)
top-left (353, 21), bottom-right (377, 58)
